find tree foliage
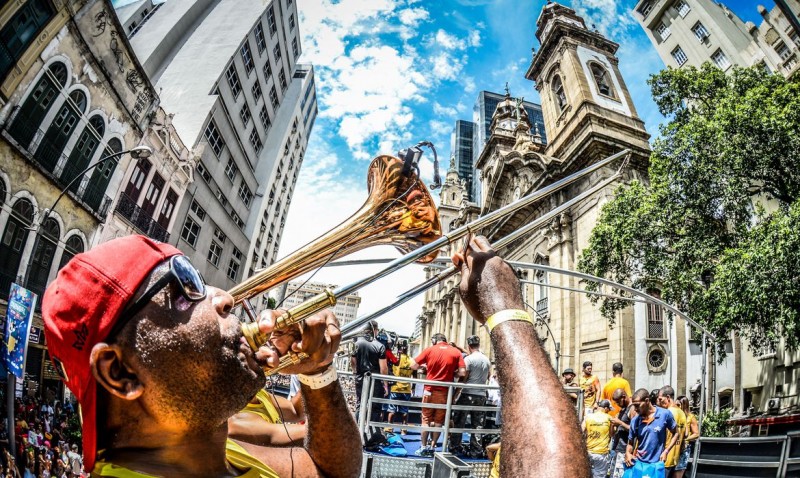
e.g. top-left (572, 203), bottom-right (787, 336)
top-left (578, 64), bottom-right (800, 352)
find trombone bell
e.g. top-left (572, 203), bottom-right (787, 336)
top-left (233, 154), bottom-right (442, 351)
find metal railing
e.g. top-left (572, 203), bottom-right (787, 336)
top-left (115, 193), bottom-right (170, 242)
top-left (354, 372), bottom-right (584, 453)
top-left (690, 433), bottom-right (800, 478)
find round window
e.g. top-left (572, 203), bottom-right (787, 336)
top-left (648, 349), bottom-right (665, 369)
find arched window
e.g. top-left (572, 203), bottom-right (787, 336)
top-left (27, 217), bottom-right (60, 303)
top-left (58, 235), bottom-right (84, 270)
top-left (589, 62), bottom-right (616, 98)
top-left (63, 115), bottom-right (105, 193)
top-left (551, 75), bottom-right (567, 113)
top-left (36, 89), bottom-right (86, 173)
top-left (8, 62), bottom-right (68, 148)
top-left (0, 198), bottom-right (34, 300)
top-left (84, 137), bottom-right (121, 211)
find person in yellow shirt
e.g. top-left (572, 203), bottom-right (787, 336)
top-left (41, 236), bottom-right (362, 478)
top-left (657, 386), bottom-right (686, 477)
top-left (580, 361), bottom-right (601, 413)
top-left (583, 400), bottom-right (614, 478)
top-left (601, 362), bottom-right (632, 417)
top-left (387, 342), bottom-right (414, 434)
top-left (486, 442), bottom-right (501, 478)
top-left (676, 396), bottom-right (699, 478)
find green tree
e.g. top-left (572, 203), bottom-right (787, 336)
top-left (578, 64), bottom-right (800, 352)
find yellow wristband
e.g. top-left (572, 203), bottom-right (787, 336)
top-left (485, 309), bottom-right (533, 332)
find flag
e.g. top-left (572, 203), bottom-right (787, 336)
top-left (3, 283), bottom-right (37, 378)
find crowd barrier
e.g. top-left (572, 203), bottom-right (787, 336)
top-left (691, 430), bottom-right (800, 478)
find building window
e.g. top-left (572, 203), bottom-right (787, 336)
top-left (252, 82), bottom-right (263, 102)
top-left (267, 6), bottom-right (277, 35)
top-left (637, 1), bottom-right (652, 17)
top-left (225, 159), bottom-right (238, 182)
top-left (534, 270), bottom-right (548, 314)
top-left (214, 227), bottom-right (227, 244)
top-left (791, 31), bottom-right (800, 48)
top-left (215, 188), bottom-right (228, 207)
top-left (255, 23), bottom-right (266, 53)
top-left (232, 212), bottom-right (245, 230)
top-left (196, 161), bottom-right (212, 183)
top-left (270, 85), bottom-right (279, 109)
top-left (181, 216), bottom-right (200, 247)
top-left (190, 199), bottom-right (206, 220)
top-left (239, 182), bottom-right (253, 208)
top-left (249, 129), bottom-right (262, 153)
top-left (273, 44), bottom-right (282, 62)
top-left (711, 49), bottom-right (731, 69)
top-left (785, 54), bottom-right (798, 72)
top-left (279, 69), bottom-right (287, 92)
top-left (0, 0), bottom-right (55, 83)
top-left (646, 291), bottom-right (665, 339)
top-left (671, 45), bottom-right (688, 66)
top-left (241, 42), bottom-right (254, 74)
top-left (226, 64), bottom-right (241, 98)
top-left (692, 22), bottom-right (709, 41)
top-left (775, 41), bottom-right (791, 61)
top-left (551, 75), bottom-right (566, 113)
top-left (259, 105), bottom-right (271, 130)
top-left (204, 120), bottom-right (225, 156)
top-left (239, 103), bottom-right (251, 125)
top-left (292, 38), bottom-right (299, 59)
top-left (676, 0), bottom-right (690, 17)
top-left (589, 63), bottom-right (616, 98)
top-left (208, 241), bottom-right (222, 266)
top-left (263, 60), bottom-right (272, 80)
top-left (289, 14), bottom-right (295, 31)
top-left (656, 22), bottom-right (671, 41)
top-left (227, 256), bottom-right (241, 281)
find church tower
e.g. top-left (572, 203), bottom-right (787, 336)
top-left (438, 156), bottom-right (466, 233)
top-left (526, 2), bottom-right (650, 165)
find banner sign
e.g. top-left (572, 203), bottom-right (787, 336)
top-left (3, 283), bottom-right (37, 379)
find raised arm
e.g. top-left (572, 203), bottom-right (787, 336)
top-left (454, 236), bottom-right (590, 478)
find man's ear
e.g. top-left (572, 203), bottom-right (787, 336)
top-left (90, 342), bottom-right (144, 401)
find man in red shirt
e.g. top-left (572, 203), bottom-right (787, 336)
top-left (410, 333), bottom-right (466, 456)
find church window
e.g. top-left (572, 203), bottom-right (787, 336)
top-left (671, 46), bottom-right (688, 66)
top-left (535, 269), bottom-right (548, 314)
top-left (589, 63), bottom-right (616, 98)
top-left (551, 75), bottom-right (566, 113)
top-left (774, 41), bottom-right (791, 61)
top-left (646, 290), bottom-right (665, 339)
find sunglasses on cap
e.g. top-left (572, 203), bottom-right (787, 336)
top-left (109, 255), bottom-right (207, 338)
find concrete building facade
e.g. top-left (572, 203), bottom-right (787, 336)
top-left (117, 0), bottom-right (318, 291)
top-left (633, 0), bottom-right (800, 78)
top-left (281, 280), bottom-right (362, 329)
top-left (0, 0), bottom-right (195, 396)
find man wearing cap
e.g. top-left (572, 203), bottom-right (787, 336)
top-left (448, 335), bottom-right (491, 455)
top-left (562, 368), bottom-right (580, 404)
top-left (583, 400), bottom-right (614, 478)
top-left (42, 235), bottom-right (361, 477)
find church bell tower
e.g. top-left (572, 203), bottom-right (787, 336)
top-left (526, 2), bottom-right (650, 166)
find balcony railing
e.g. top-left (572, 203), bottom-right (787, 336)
top-left (535, 297), bottom-right (549, 313)
top-left (115, 193), bottom-right (170, 242)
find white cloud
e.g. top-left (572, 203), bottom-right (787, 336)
top-left (398, 7), bottom-right (430, 25)
top-left (429, 119), bottom-right (452, 137)
top-left (431, 53), bottom-right (464, 81)
top-left (434, 29), bottom-right (461, 50)
top-left (468, 29), bottom-right (482, 48)
top-left (433, 102), bottom-right (458, 117)
top-left (570, 0), bottom-right (637, 41)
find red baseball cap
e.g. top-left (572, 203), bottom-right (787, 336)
top-left (42, 235), bottom-right (181, 472)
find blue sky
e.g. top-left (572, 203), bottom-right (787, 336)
top-left (276, 0), bottom-right (772, 336)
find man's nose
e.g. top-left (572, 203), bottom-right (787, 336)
top-left (210, 286), bottom-right (234, 315)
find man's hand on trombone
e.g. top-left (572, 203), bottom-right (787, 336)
top-left (252, 309), bottom-right (341, 375)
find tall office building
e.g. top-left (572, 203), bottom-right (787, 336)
top-left (633, 0), bottom-right (800, 78)
top-left (449, 120), bottom-right (474, 201)
top-left (471, 91), bottom-right (546, 203)
top-left (114, 0), bottom-right (318, 290)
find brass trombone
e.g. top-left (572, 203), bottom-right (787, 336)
top-left (231, 148), bottom-right (630, 374)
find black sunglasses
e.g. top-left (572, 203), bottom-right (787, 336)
top-left (109, 255), bottom-right (207, 338)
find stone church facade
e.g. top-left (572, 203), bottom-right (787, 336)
top-left (418, 3), bottom-right (705, 399)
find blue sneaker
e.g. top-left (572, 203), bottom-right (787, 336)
top-left (414, 446), bottom-right (430, 457)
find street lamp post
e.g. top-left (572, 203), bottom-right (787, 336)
top-left (5, 145), bottom-right (152, 452)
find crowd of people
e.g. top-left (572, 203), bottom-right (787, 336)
top-left (0, 392), bottom-right (85, 478)
top-left (572, 362), bottom-right (700, 478)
